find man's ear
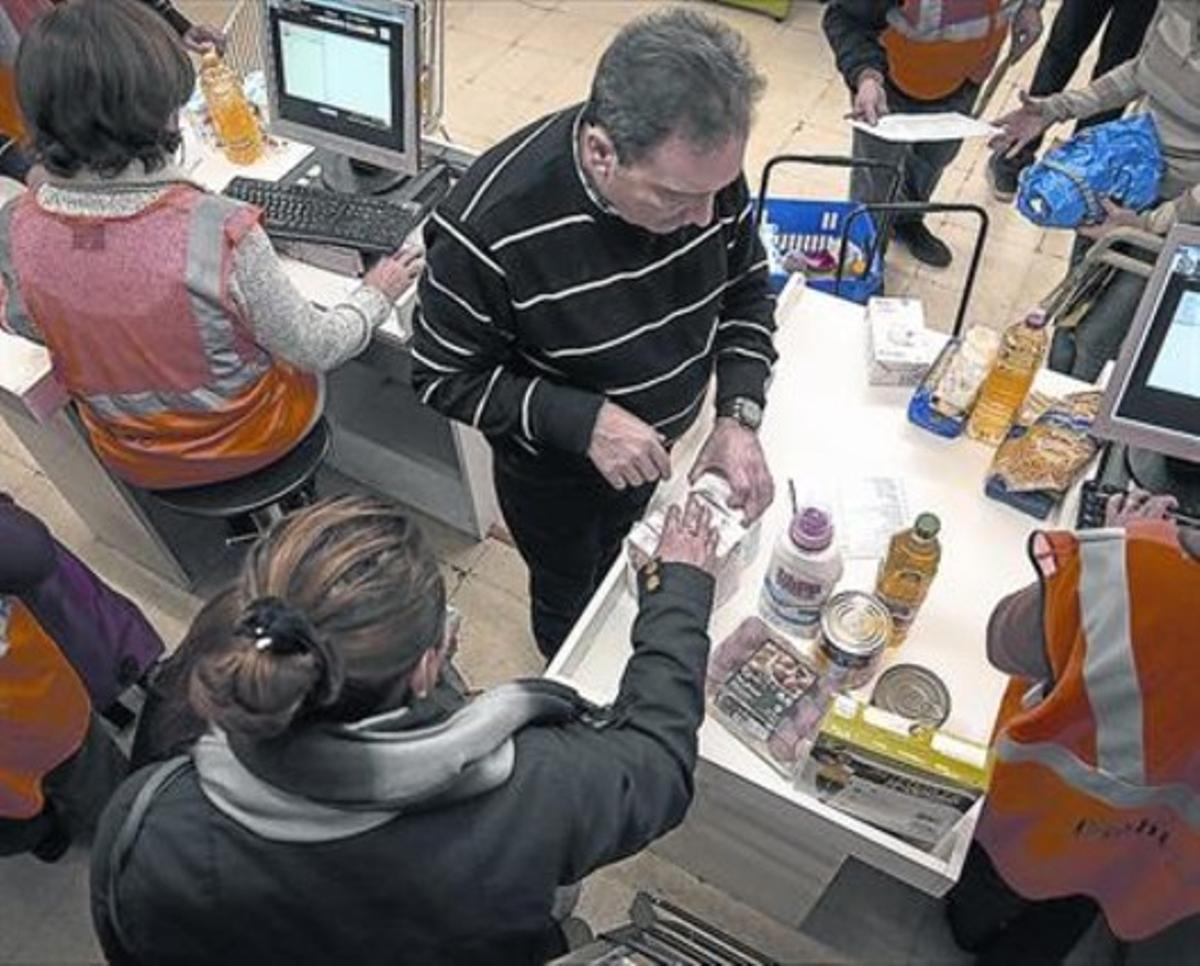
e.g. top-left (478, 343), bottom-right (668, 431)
top-left (581, 124), bottom-right (618, 180)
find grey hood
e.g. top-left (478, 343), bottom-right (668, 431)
top-left (194, 679), bottom-right (596, 842)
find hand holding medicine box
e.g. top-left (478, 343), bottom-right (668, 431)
top-left (626, 473), bottom-right (759, 606)
top-left (867, 297), bottom-right (948, 387)
top-left (798, 696), bottom-right (993, 851)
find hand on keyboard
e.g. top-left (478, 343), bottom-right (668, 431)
top-left (1104, 486), bottom-right (1180, 528)
top-left (365, 245), bottom-right (425, 302)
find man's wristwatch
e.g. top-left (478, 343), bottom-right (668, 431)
top-left (717, 396), bottom-right (764, 432)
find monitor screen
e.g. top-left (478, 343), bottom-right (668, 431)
top-left (264, 0), bottom-right (418, 174)
top-left (1097, 235), bottom-right (1200, 463)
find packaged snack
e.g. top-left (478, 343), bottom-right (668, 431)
top-left (707, 617), bottom-right (828, 778)
top-left (798, 697), bottom-right (992, 850)
top-left (984, 391), bottom-right (1103, 519)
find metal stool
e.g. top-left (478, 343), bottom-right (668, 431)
top-left (148, 417), bottom-right (331, 539)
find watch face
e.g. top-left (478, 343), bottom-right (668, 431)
top-left (738, 398), bottom-right (764, 429)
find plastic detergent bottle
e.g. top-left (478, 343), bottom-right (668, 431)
top-left (199, 50), bottom-right (264, 165)
top-left (874, 513), bottom-right (942, 647)
top-left (966, 310), bottom-right (1049, 445)
top-left (761, 507), bottom-right (844, 637)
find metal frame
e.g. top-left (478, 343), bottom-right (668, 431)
top-left (841, 201), bottom-right (991, 337)
top-left (1093, 223), bottom-right (1200, 464)
top-left (753, 154), bottom-right (903, 298)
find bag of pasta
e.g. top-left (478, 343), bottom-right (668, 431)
top-left (984, 392), bottom-right (1102, 519)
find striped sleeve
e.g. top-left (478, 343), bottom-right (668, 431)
top-left (714, 179), bottom-right (777, 409)
top-left (412, 210), bottom-right (605, 453)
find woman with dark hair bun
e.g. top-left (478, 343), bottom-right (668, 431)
top-left (93, 492), bottom-right (722, 965)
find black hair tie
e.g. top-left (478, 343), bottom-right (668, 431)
top-left (235, 597), bottom-right (320, 657)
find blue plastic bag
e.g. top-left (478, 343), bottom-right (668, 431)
top-left (1016, 113), bottom-right (1164, 229)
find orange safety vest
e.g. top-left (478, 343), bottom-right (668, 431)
top-left (0, 599), bottom-right (90, 819)
top-left (882, 0), bottom-right (1022, 102)
top-left (977, 521), bottom-right (1200, 941)
top-left (0, 184), bottom-right (320, 490)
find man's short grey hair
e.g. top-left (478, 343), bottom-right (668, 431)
top-left (584, 7), bottom-right (765, 164)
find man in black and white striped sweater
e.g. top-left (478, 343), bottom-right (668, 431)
top-left (412, 8), bottom-right (777, 658)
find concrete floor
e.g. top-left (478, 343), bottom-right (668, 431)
top-left (1, 0), bottom-right (1144, 962)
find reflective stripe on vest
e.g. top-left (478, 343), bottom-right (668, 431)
top-left (0, 199), bottom-right (43, 342)
top-left (886, 0), bottom-right (1023, 43)
top-left (1078, 530), bottom-right (1145, 785)
top-left (993, 735), bottom-right (1200, 830)
top-left (77, 194), bottom-right (267, 421)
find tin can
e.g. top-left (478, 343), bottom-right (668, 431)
top-left (870, 663), bottom-right (951, 728)
top-left (817, 591), bottom-right (892, 690)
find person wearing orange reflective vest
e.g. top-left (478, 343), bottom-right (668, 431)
top-left (947, 490), bottom-right (1200, 962)
top-left (0, 0), bottom-right (422, 491)
top-left (0, 491), bottom-right (163, 863)
top-left (823, 0), bottom-right (1045, 268)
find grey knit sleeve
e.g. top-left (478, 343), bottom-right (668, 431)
top-left (229, 226), bottom-right (393, 372)
top-left (1037, 60), bottom-right (1142, 124)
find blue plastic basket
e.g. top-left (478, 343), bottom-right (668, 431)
top-left (756, 196), bottom-right (886, 303)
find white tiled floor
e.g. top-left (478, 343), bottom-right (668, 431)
top-left (0, 1), bottom-right (1117, 962)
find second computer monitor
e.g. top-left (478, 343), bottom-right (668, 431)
top-left (263, 0), bottom-right (420, 186)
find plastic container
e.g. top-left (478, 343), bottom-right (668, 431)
top-left (199, 50), bottom-right (264, 165)
top-left (966, 310), bottom-right (1049, 446)
top-left (761, 506), bottom-right (844, 637)
top-left (908, 326), bottom-right (1002, 438)
top-left (874, 513), bottom-right (942, 647)
top-left (758, 197), bottom-right (884, 303)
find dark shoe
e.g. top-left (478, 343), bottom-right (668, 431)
top-left (30, 807), bottom-right (71, 864)
top-left (893, 220), bottom-right (953, 269)
top-left (987, 153), bottom-right (1021, 203)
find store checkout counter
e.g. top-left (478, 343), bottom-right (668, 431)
top-left (547, 279), bottom-right (1092, 930)
top-left (0, 138), bottom-right (498, 589)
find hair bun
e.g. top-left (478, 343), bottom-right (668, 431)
top-left (235, 596), bottom-right (319, 656)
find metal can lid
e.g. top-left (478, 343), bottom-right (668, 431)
top-left (819, 591), bottom-right (892, 661)
top-left (871, 663), bottom-right (951, 728)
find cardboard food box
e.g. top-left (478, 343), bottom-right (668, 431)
top-left (798, 696), bottom-right (993, 850)
top-left (867, 297), bottom-right (948, 387)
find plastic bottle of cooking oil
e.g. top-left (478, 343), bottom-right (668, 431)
top-left (874, 513), bottom-right (942, 647)
top-left (966, 309), bottom-right (1049, 445)
top-left (198, 50), bottom-right (263, 166)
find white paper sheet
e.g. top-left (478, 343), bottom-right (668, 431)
top-left (849, 112), bottom-right (1000, 144)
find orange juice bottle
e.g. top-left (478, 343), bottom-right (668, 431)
top-left (199, 50), bottom-right (263, 165)
top-left (874, 513), bottom-right (942, 647)
top-left (966, 310), bottom-right (1049, 445)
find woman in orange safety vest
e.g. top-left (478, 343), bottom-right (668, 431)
top-left (947, 489), bottom-right (1200, 961)
top-left (0, 0), bottom-right (421, 490)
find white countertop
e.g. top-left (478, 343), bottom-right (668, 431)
top-left (547, 281), bottom-right (1091, 891)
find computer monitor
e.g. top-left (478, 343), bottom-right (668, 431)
top-left (262, 0), bottom-right (420, 193)
top-left (1094, 223), bottom-right (1200, 506)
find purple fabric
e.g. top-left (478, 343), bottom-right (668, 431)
top-left (0, 496), bottom-right (164, 707)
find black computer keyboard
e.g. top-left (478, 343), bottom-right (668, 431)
top-left (1076, 479), bottom-right (1200, 530)
top-left (223, 177), bottom-right (418, 254)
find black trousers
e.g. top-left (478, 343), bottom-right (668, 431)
top-left (995, 0), bottom-right (1159, 176)
top-left (493, 445), bottom-right (655, 660)
top-left (946, 842), bottom-right (1100, 964)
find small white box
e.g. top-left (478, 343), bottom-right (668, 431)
top-left (866, 297), bottom-right (947, 387)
